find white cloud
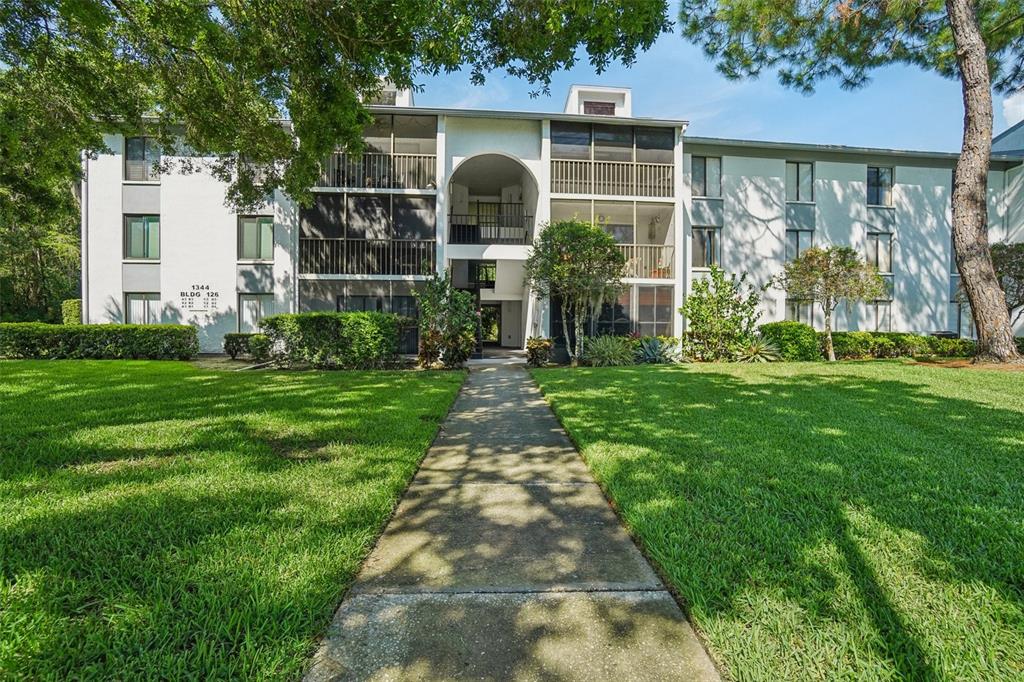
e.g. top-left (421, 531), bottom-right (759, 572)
top-left (1003, 91), bottom-right (1024, 127)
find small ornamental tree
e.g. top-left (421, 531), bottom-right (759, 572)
top-left (414, 271), bottom-right (476, 369)
top-left (774, 246), bottom-right (885, 362)
top-left (524, 219), bottom-right (625, 366)
top-left (680, 265), bottom-right (765, 361)
top-left (991, 242), bottom-right (1024, 327)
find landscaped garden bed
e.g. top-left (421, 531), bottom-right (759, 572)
top-left (0, 360), bottom-right (464, 679)
top-left (532, 361), bottom-right (1024, 680)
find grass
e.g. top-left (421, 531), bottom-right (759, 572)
top-left (0, 360), bottom-right (464, 680)
top-left (532, 361), bottom-right (1024, 681)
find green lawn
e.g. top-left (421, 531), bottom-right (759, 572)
top-left (0, 361), bottom-right (464, 680)
top-left (532, 362), bottom-right (1024, 681)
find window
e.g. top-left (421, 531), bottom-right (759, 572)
top-left (596, 290), bottom-right (631, 335)
top-left (239, 294), bottom-right (274, 332)
top-left (469, 261), bottom-right (497, 288)
top-left (691, 227), bottom-right (719, 268)
top-left (635, 127), bottom-right (674, 164)
top-left (125, 293), bottom-right (160, 324)
top-left (583, 101), bottom-right (616, 116)
top-left (363, 115), bottom-right (393, 154)
top-left (393, 115), bottom-right (437, 155)
top-left (872, 301), bottom-right (892, 332)
top-left (785, 299), bottom-right (814, 326)
top-left (867, 166), bottom-right (893, 206)
top-left (786, 161), bottom-right (813, 202)
top-left (125, 137), bottom-right (160, 182)
top-left (238, 216), bottom-right (274, 261)
top-left (124, 215), bottom-right (160, 260)
top-left (637, 285), bottom-right (673, 337)
top-left (866, 232), bottom-right (893, 273)
top-left (392, 196), bottom-right (436, 239)
top-left (593, 125), bottom-right (633, 162)
top-left (346, 194), bottom-right (390, 239)
top-left (785, 229), bottom-right (813, 261)
top-left (392, 295), bottom-right (419, 354)
top-left (953, 303), bottom-right (976, 338)
top-left (691, 156), bottom-right (721, 198)
top-left (551, 122), bottom-right (592, 160)
top-left (341, 295), bottom-right (384, 312)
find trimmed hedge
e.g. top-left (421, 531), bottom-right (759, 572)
top-left (0, 323), bottom-right (199, 360)
top-left (758, 322), bottom-right (821, 361)
top-left (223, 333), bottom-right (272, 361)
top-left (260, 311), bottom-right (399, 369)
top-left (61, 299), bottom-right (82, 325)
top-left (824, 331), bottom-right (975, 360)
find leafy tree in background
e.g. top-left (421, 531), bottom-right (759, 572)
top-left (990, 241), bottom-right (1024, 325)
top-left (775, 246), bottom-right (885, 361)
top-left (677, 0), bottom-right (1023, 362)
top-left (414, 271), bottom-right (477, 369)
top-left (680, 265), bottom-right (764, 361)
top-left (524, 219), bottom-right (625, 366)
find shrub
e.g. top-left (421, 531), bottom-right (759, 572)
top-left (758, 322), bottom-right (820, 361)
top-left (0, 323), bottom-right (198, 360)
top-left (681, 266), bottom-right (764, 361)
top-left (260, 312), bottom-right (399, 369)
top-left (414, 273), bottom-right (477, 369)
top-left (223, 333), bottom-right (252, 359)
top-left (735, 338), bottom-right (782, 363)
top-left (583, 335), bottom-right (635, 367)
top-left (928, 336), bottom-right (976, 357)
top-left (247, 333), bottom-right (271, 361)
top-left (61, 299), bottom-right (82, 325)
top-left (825, 331), bottom-right (874, 360)
top-left (869, 335), bottom-right (899, 358)
top-left (526, 337), bottom-right (553, 367)
top-left (879, 332), bottom-right (933, 357)
top-left (635, 336), bottom-right (685, 364)
top-left (1017, 337), bottom-right (1024, 354)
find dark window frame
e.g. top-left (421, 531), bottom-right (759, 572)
top-left (786, 161), bottom-right (814, 203)
top-left (124, 136), bottom-right (160, 182)
top-left (238, 215), bottom-right (275, 261)
top-left (124, 292), bottom-right (160, 325)
top-left (691, 227), bottom-right (720, 269)
top-left (691, 156), bottom-right (722, 198)
top-left (867, 166), bottom-right (894, 207)
top-left (123, 214), bottom-right (160, 261)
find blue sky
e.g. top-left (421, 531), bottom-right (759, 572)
top-left (416, 28), bottom-right (1024, 153)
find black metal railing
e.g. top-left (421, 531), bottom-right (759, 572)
top-left (299, 238), bottom-right (435, 275)
top-left (448, 214), bottom-right (534, 245)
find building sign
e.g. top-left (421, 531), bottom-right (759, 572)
top-left (180, 284), bottom-right (220, 313)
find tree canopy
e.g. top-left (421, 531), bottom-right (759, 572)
top-left (991, 241), bottom-right (1024, 325)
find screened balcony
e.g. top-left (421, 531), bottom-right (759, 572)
top-left (550, 122), bottom-right (675, 197)
top-left (449, 203), bottom-right (534, 245)
top-left (299, 238), bottom-right (435, 275)
top-left (317, 113), bottom-right (437, 190)
top-left (448, 154), bottom-right (538, 245)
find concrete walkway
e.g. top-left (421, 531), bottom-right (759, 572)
top-left (305, 366), bottom-right (720, 681)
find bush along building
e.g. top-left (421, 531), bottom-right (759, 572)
top-left (80, 84), bottom-right (1024, 353)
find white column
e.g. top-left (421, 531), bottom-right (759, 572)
top-left (435, 115), bottom-right (448, 276)
top-left (673, 125), bottom-right (687, 336)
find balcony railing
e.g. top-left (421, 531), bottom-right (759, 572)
top-left (618, 244), bottom-right (675, 279)
top-left (299, 238), bottom-right (435, 275)
top-left (317, 152), bottom-right (437, 190)
top-left (551, 160), bottom-right (674, 197)
top-left (449, 214), bottom-right (534, 245)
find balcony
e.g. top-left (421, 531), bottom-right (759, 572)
top-left (449, 214), bottom-right (534, 245)
top-left (551, 160), bottom-right (674, 197)
top-left (318, 152), bottom-right (437, 190)
top-left (299, 238), bottom-right (435, 275)
top-left (618, 244), bottom-right (674, 279)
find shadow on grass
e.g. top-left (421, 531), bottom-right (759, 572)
top-left (533, 364), bottom-right (1024, 679)
top-left (0, 360), bottom-right (464, 679)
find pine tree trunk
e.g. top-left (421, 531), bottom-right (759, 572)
top-left (560, 300), bottom-right (575, 367)
top-left (945, 0), bottom-right (1021, 363)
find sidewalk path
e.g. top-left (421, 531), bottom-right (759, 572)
top-left (305, 365), bottom-right (720, 681)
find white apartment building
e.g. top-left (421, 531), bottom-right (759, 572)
top-left (81, 84), bottom-right (1024, 353)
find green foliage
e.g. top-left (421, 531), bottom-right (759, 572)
top-left (735, 338), bottom-right (781, 363)
top-left (414, 272), bottom-right (477, 369)
top-left (680, 265), bottom-right (764, 361)
top-left (1017, 337), bottom-right (1024, 354)
top-left (926, 336), bottom-right (977, 358)
top-left (0, 360), bottom-right (463, 679)
top-left (0, 322), bottom-right (198, 360)
top-left (222, 332), bottom-right (252, 359)
top-left (775, 246), bottom-right (886, 361)
top-left (822, 332), bottom-right (977, 360)
top-left (825, 331), bottom-right (875, 360)
top-left (526, 336), bottom-right (554, 367)
top-left (758, 321), bottom-right (821, 361)
top-left (582, 335), bottom-right (635, 367)
top-left (61, 299), bottom-right (82, 325)
top-left (991, 242), bottom-right (1024, 326)
top-left (676, 0), bottom-right (1024, 94)
top-left (533, 362), bottom-right (1024, 680)
top-left (260, 312), bottom-right (399, 369)
top-left (635, 336), bottom-right (686, 364)
top-left (525, 219), bottom-right (625, 365)
top-left (247, 333), bottom-right (271, 362)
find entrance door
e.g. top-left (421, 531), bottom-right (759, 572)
top-left (479, 304), bottom-right (501, 345)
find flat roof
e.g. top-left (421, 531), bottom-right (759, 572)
top-left (365, 104), bottom-right (687, 128)
top-left (685, 135), bottom-right (1024, 163)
